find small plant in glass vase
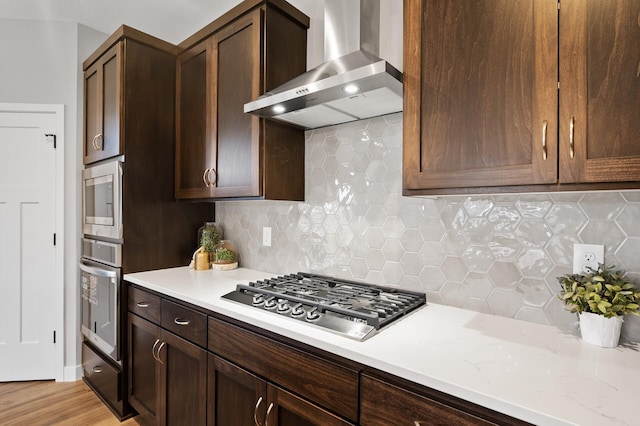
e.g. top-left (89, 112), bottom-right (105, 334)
top-left (557, 263), bottom-right (640, 347)
top-left (200, 228), bottom-right (221, 262)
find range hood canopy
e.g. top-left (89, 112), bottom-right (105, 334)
top-left (244, 0), bottom-right (403, 130)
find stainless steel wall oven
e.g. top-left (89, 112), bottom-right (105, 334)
top-left (80, 238), bottom-right (122, 363)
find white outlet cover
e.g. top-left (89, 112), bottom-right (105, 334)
top-left (573, 244), bottom-right (604, 274)
top-left (263, 227), bottom-right (272, 247)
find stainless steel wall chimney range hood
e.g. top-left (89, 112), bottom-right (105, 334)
top-left (244, 0), bottom-right (403, 129)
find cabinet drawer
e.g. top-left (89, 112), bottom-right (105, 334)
top-left (361, 374), bottom-right (497, 426)
top-left (208, 317), bottom-right (359, 422)
top-left (128, 286), bottom-right (161, 323)
top-left (82, 342), bottom-right (123, 412)
top-left (161, 299), bottom-right (207, 347)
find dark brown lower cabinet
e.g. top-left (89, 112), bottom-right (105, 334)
top-left (127, 285), bottom-right (527, 426)
top-left (266, 383), bottom-right (353, 426)
top-left (82, 342), bottom-right (129, 419)
top-left (360, 373), bottom-right (529, 426)
top-left (128, 313), bottom-right (207, 426)
top-left (128, 313), bottom-right (159, 422)
top-left (208, 354), bottom-right (352, 426)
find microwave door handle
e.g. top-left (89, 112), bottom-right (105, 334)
top-left (79, 262), bottom-right (118, 278)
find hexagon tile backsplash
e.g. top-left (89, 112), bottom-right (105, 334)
top-left (216, 113), bottom-right (640, 342)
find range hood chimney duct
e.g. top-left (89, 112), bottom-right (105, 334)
top-left (244, 0), bottom-right (402, 130)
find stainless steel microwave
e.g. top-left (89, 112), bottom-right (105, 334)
top-left (82, 158), bottom-right (123, 240)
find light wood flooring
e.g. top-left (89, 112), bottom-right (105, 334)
top-left (0, 380), bottom-right (140, 425)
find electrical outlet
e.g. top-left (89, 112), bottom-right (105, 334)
top-left (573, 244), bottom-right (604, 274)
top-left (262, 227), bottom-right (272, 247)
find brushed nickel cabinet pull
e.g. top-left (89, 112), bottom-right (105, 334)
top-left (253, 396), bottom-right (264, 426)
top-left (156, 341), bottom-right (166, 364)
top-left (264, 403), bottom-right (274, 426)
top-left (202, 168), bottom-right (210, 187)
top-left (91, 134), bottom-right (100, 151)
top-left (542, 120), bottom-right (548, 160)
top-left (174, 318), bottom-right (190, 326)
top-left (569, 116), bottom-right (575, 159)
top-left (152, 338), bottom-right (161, 362)
top-left (92, 133), bottom-right (103, 151)
top-left (136, 302), bottom-right (150, 308)
top-left (208, 168), bottom-right (217, 186)
top-left (92, 366), bottom-right (102, 373)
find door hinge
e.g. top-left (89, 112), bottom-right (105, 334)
top-left (53, 233), bottom-right (56, 246)
top-left (557, 1), bottom-right (560, 10)
top-left (45, 134), bottom-right (56, 149)
top-left (558, 81), bottom-right (560, 90)
top-left (53, 330), bottom-right (56, 344)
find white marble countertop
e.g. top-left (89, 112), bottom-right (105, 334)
top-left (125, 266), bottom-right (640, 426)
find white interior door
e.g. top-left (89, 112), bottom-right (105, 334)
top-left (0, 107), bottom-right (59, 381)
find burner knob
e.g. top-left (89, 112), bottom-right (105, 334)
top-left (277, 301), bottom-right (291, 314)
top-left (291, 304), bottom-right (305, 317)
top-left (252, 294), bottom-right (265, 306)
top-left (264, 297), bottom-right (277, 310)
top-left (306, 308), bottom-right (321, 322)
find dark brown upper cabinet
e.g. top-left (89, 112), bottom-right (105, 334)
top-left (175, 0), bottom-right (308, 201)
top-left (83, 42), bottom-right (122, 164)
top-left (82, 26), bottom-right (176, 165)
top-left (403, 0), bottom-right (640, 195)
top-left (559, 0), bottom-right (640, 184)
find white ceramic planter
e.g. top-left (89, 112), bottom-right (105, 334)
top-left (579, 312), bottom-right (623, 348)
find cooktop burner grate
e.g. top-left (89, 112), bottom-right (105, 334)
top-left (221, 272), bottom-right (426, 341)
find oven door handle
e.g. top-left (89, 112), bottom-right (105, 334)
top-left (79, 261), bottom-right (118, 278)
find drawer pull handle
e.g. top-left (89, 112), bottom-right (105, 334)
top-left (253, 396), bottom-right (264, 426)
top-left (569, 115), bottom-right (575, 159)
top-left (541, 120), bottom-right (548, 160)
top-left (136, 302), bottom-right (150, 308)
top-left (92, 366), bottom-right (102, 373)
top-left (174, 318), bottom-right (191, 326)
top-left (265, 403), bottom-right (274, 426)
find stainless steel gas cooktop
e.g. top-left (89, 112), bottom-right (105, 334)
top-left (221, 272), bottom-right (426, 341)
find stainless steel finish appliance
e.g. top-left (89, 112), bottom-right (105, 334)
top-left (82, 157), bottom-right (123, 241)
top-left (222, 272), bottom-right (426, 341)
top-left (244, 0), bottom-right (403, 129)
top-left (80, 238), bottom-right (122, 363)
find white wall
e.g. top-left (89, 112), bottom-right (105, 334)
top-left (0, 18), bottom-right (106, 379)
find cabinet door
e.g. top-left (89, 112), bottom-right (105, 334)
top-left (559, 0), bottom-right (640, 183)
top-left (210, 10), bottom-right (262, 198)
top-left (176, 39), bottom-right (214, 199)
top-left (157, 329), bottom-right (207, 426)
top-left (360, 374), bottom-right (492, 426)
top-left (208, 354), bottom-right (267, 426)
top-left (403, 0), bottom-right (558, 193)
top-left (266, 384), bottom-right (353, 426)
top-left (84, 42), bottom-right (122, 164)
top-left (128, 313), bottom-right (160, 422)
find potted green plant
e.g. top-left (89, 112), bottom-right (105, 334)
top-left (212, 240), bottom-right (239, 271)
top-left (557, 263), bottom-right (640, 347)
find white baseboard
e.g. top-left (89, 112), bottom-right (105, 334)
top-left (62, 365), bottom-right (83, 382)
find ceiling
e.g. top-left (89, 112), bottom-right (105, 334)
top-left (0, 0), bottom-right (248, 44)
